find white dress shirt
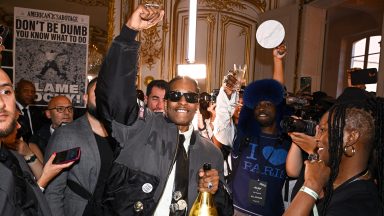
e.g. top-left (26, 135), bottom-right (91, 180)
top-left (213, 87), bottom-right (237, 147)
top-left (154, 124), bottom-right (194, 215)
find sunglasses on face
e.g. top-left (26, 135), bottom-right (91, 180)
top-left (166, 91), bottom-right (199, 103)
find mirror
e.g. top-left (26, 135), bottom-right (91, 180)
top-left (256, 20), bottom-right (285, 49)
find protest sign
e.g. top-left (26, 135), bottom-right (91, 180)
top-left (14, 7), bottom-right (89, 107)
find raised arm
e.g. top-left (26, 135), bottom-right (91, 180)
top-left (286, 132), bottom-right (317, 178)
top-left (212, 87), bottom-right (236, 148)
top-left (95, 5), bottom-right (164, 129)
top-left (272, 43), bottom-right (287, 85)
top-left (284, 160), bottom-right (330, 216)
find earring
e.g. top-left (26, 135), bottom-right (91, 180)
top-left (343, 145), bottom-right (356, 157)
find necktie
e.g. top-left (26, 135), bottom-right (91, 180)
top-left (22, 108), bottom-right (30, 122)
top-left (20, 107), bottom-right (32, 141)
top-left (170, 134), bottom-right (189, 215)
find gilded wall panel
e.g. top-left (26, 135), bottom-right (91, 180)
top-left (140, 26), bottom-right (163, 70)
top-left (217, 14), bottom-right (252, 87)
top-left (170, 0), bottom-right (260, 90)
top-left (174, 11), bottom-right (216, 91)
top-left (65, 0), bottom-right (108, 7)
top-left (138, 0), bottom-right (164, 71)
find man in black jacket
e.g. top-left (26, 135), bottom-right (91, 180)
top-left (96, 4), bottom-right (233, 216)
top-left (15, 79), bottom-right (47, 142)
top-left (0, 67), bottom-right (51, 215)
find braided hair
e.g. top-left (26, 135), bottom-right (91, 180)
top-left (373, 97), bottom-right (384, 211)
top-left (321, 98), bottom-right (384, 215)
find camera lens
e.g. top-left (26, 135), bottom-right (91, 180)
top-left (281, 117), bottom-right (316, 136)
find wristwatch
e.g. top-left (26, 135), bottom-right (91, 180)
top-left (25, 154), bottom-right (37, 164)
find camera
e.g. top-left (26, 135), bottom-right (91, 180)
top-left (286, 95), bottom-right (310, 107)
top-left (282, 93), bottom-right (317, 136)
top-left (200, 93), bottom-right (211, 102)
top-left (210, 89), bottom-right (219, 104)
top-left (280, 116), bottom-right (317, 136)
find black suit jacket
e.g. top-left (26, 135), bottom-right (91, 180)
top-left (17, 104), bottom-right (49, 142)
top-left (29, 123), bottom-right (51, 154)
top-left (0, 148), bottom-right (52, 215)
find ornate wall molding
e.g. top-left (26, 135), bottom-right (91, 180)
top-left (138, 0), bottom-right (164, 71)
top-left (120, 0), bottom-right (134, 28)
top-left (199, 0), bottom-right (266, 12)
top-left (219, 15), bottom-right (252, 84)
top-left (140, 26), bottom-right (163, 70)
top-left (107, 0), bottom-right (115, 48)
top-left (64, 0), bottom-right (108, 7)
top-left (199, 0), bottom-right (246, 11)
top-left (205, 13), bottom-right (216, 91)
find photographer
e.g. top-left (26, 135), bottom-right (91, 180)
top-left (197, 92), bottom-right (216, 139)
top-left (284, 88), bottom-right (384, 216)
top-left (284, 90), bottom-right (337, 202)
top-left (285, 131), bottom-right (317, 199)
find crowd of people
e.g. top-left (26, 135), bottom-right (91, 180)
top-left (0, 4), bottom-right (383, 216)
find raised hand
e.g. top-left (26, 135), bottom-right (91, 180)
top-left (288, 132), bottom-right (317, 154)
top-left (37, 153), bottom-right (75, 188)
top-left (126, 4), bottom-right (165, 31)
top-left (222, 73), bottom-right (238, 97)
top-left (303, 160), bottom-right (330, 195)
top-left (273, 43), bottom-right (287, 59)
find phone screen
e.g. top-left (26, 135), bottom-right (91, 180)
top-left (350, 68), bottom-right (377, 85)
top-left (53, 147), bottom-right (81, 164)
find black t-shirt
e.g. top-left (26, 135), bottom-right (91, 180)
top-left (317, 179), bottom-right (381, 216)
top-left (290, 151), bottom-right (309, 201)
top-left (93, 134), bottom-right (115, 200)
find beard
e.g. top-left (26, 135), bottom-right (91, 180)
top-left (0, 118), bottom-right (17, 138)
top-left (1, 119), bottom-right (19, 150)
top-left (87, 103), bottom-right (99, 119)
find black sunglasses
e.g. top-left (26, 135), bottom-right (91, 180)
top-left (167, 91), bottom-right (199, 103)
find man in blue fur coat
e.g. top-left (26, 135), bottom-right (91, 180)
top-left (231, 79), bottom-right (291, 216)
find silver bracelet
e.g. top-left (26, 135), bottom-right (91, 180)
top-left (144, 3), bottom-right (160, 8)
top-left (300, 186), bottom-right (319, 200)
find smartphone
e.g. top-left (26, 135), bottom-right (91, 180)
top-left (53, 147), bottom-right (81, 164)
top-left (300, 77), bottom-right (312, 94)
top-left (350, 68), bottom-right (377, 85)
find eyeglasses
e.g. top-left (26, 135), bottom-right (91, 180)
top-left (166, 91), bottom-right (199, 103)
top-left (48, 106), bottom-right (73, 113)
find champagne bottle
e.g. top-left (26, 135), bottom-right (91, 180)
top-left (189, 163), bottom-right (218, 216)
